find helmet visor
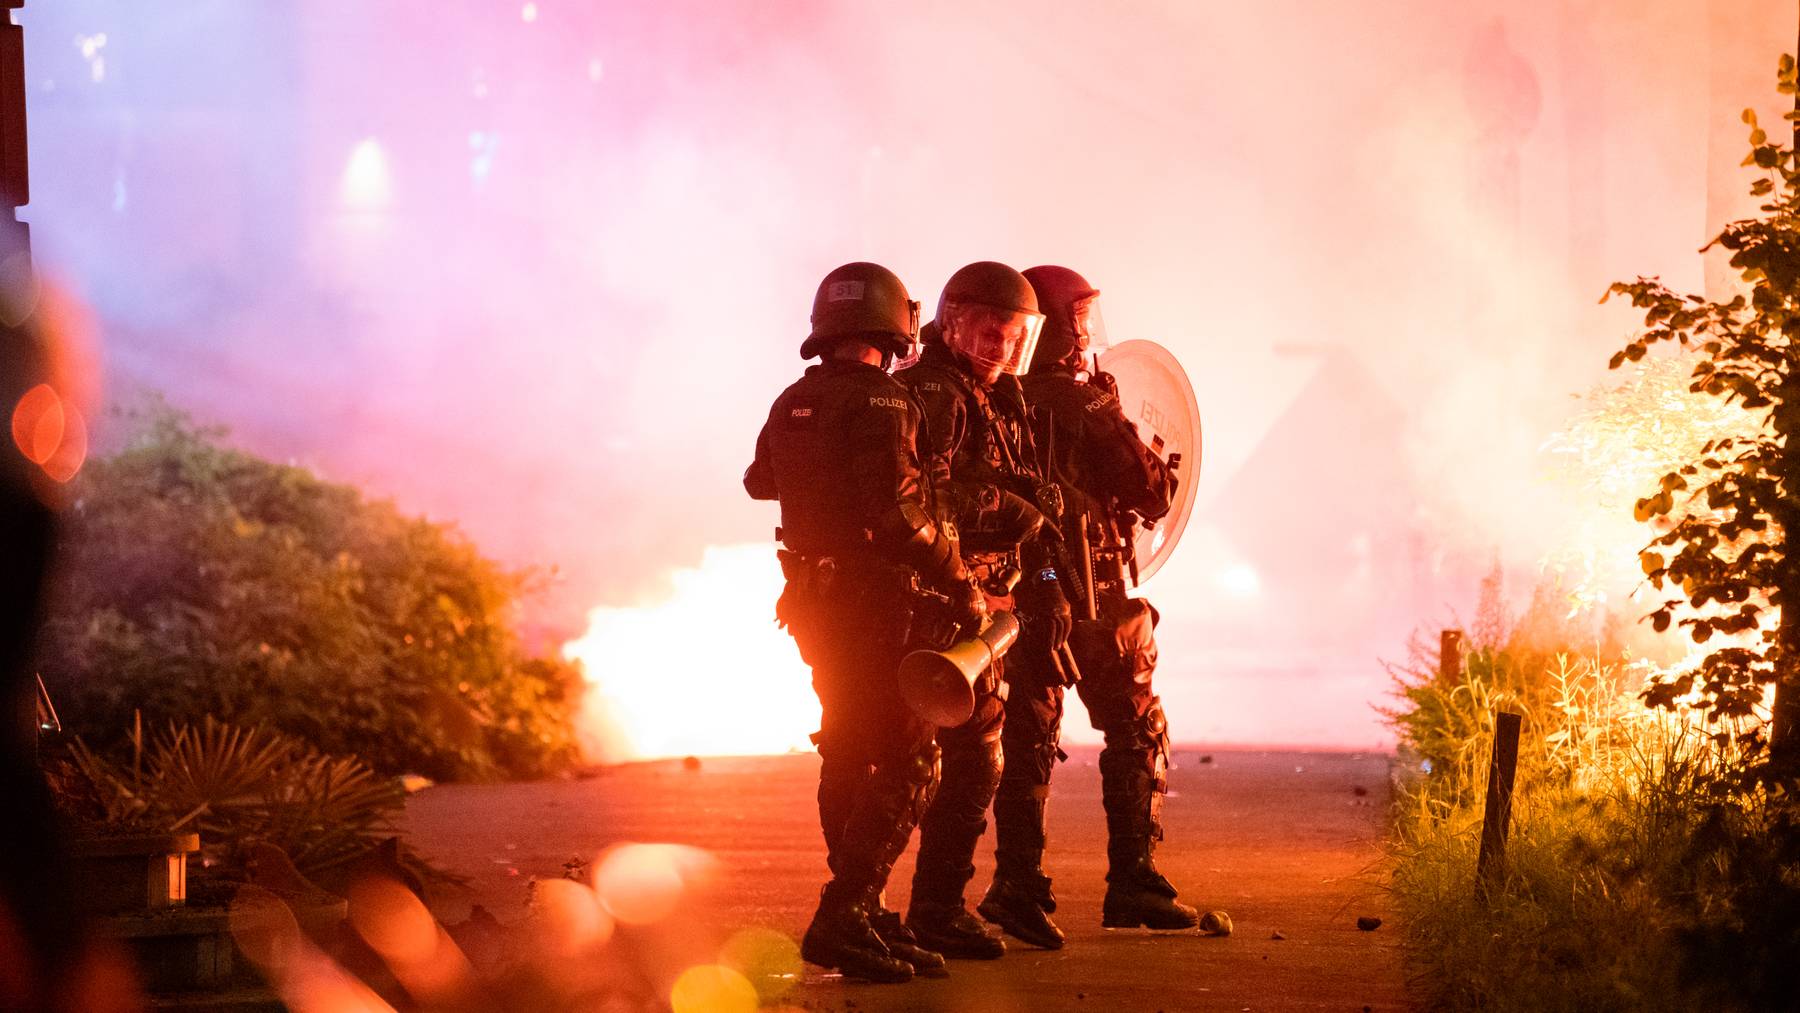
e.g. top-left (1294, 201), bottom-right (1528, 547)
top-left (889, 298), bottom-right (922, 369)
top-left (1071, 293), bottom-right (1108, 354)
top-left (944, 303), bottom-right (1046, 378)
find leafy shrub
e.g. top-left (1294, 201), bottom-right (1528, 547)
top-left (37, 403), bottom-right (581, 780)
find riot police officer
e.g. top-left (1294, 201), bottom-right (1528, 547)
top-left (894, 262), bottom-right (1070, 958)
top-left (976, 265), bottom-right (1198, 950)
top-left (745, 262), bottom-right (983, 983)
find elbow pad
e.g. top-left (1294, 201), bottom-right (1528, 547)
top-left (743, 461), bottom-right (777, 501)
top-left (986, 488), bottom-right (1051, 544)
top-left (879, 501), bottom-right (967, 586)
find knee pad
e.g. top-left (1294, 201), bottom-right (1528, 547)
top-left (1104, 698), bottom-right (1171, 790)
top-left (906, 741), bottom-right (942, 821)
top-left (947, 735), bottom-right (1003, 809)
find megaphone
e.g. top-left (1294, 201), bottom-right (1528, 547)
top-left (898, 611), bottom-right (1021, 727)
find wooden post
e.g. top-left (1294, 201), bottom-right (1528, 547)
top-left (1439, 629), bottom-right (1464, 682)
top-left (1476, 710), bottom-right (1523, 895)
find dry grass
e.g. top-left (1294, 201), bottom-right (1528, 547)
top-left (1383, 624), bottom-right (1795, 1011)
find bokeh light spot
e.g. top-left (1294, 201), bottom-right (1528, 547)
top-left (12, 383), bottom-right (63, 465)
top-left (42, 402), bottom-right (87, 482)
top-left (227, 886), bottom-right (303, 975)
top-left (529, 877), bottom-right (615, 954)
top-left (591, 843), bottom-right (715, 925)
top-left (348, 877), bottom-right (439, 965)
top-left (340, 139), bottom-right (392, 210)
top-left (670, 964), bottom-right (757, 1013)
top-left (1217, 563), bottom-right (1262, 598)
top-left (719, 927), bottom-right (802, 1001)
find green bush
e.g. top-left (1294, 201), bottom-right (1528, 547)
top-left (37, 403), bottom-right (581, 780)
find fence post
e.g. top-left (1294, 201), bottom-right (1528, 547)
top-left (1476, 710), bottom-right (1523, 896)
top-left (1439, 629), bottom-right (1463, 681)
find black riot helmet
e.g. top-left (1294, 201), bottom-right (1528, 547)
top-left (932, 261), bottom-right (1046, 382)
top-left (800, 262), bottom-right (920, 360)
top-left (1022, 265), bottom-right (1108, 374)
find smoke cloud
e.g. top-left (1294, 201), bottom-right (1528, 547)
top-left (19, 0), bottom-right (1793, 752)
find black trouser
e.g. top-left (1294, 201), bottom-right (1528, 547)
top-left (909, 669), bottom-right (1006, 907)
top-left (993, 593), bottom-right (1170, 881)
top-left (786, 571), bottom-right (942, 905)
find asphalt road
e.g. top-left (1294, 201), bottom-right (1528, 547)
top-left (400, 746), bottom-right (1411, 1012)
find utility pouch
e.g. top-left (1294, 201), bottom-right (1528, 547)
top-left (1114, 597), bottom-right (1157, 656)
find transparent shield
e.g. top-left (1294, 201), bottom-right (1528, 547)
top-left (1095, 339), bottom-right (1201, 585)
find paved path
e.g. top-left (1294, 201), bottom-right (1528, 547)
top-left (400, 747), bottom-right (1410, 1012)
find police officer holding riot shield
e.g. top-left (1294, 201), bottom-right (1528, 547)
top-left (745, 263), bottom-right (984, 983)
top-left (976, 266), bottom-right (1199, 950)
top-left (894, 262), bottom-right (1070, 958)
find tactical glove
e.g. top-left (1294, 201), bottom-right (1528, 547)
top-left (1016, 566), bottom-right (1072, 652)
top-left (952, 578), bottom-right (989, 637)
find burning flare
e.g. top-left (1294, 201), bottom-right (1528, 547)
top-left (564, 543), bottom-right (818, 762)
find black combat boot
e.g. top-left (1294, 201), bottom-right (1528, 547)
top-left (989, 754), bottom-right (1064, 949)
top-left (801, 885), bottom-right (914, 983)
top-left (977, 872), bottom-right (1064, 950)
top-left (866, 893), bottom-right (948, 977)
top-left (1102, 838), bottom-right (1199, 930)
top-left (905, 899), bottom-right (1007, 959)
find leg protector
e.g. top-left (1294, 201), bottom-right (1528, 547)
top-left (1096, 698), bottom-right (1195, 929)
top-left (816, 749), bottom-right (870, 881)
top-left (1099, 697), bottom-right (1171, 853)
top-left (831, 739), bottom-right (940, 902)
top-left (992, 680), bottom-right (1062, 884)
top-left (911, 699), bottom-right (1005, 908)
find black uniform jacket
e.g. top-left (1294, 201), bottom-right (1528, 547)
top-left (895, 344), bottom-right (1040, 554)
top-left (1021, 365), bottom-right (1172, 527)
top-left (745, 359), bottom-right (940, 565)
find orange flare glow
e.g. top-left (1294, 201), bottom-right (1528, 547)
top-left (564, 544), bottom-right (817, 761)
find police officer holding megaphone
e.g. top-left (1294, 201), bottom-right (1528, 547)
top-left (894, 263), bottom-right (1071, 959)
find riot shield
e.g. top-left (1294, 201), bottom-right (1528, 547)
top-left (1096, 339), bottom-right (1201, 584)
